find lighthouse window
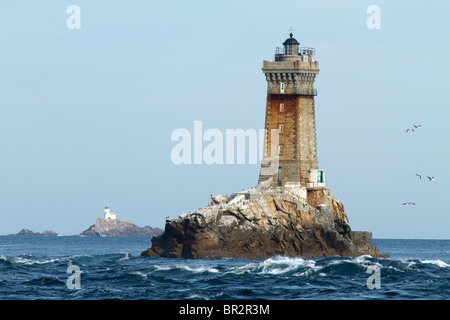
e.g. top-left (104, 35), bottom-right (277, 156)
top-left (280, 82), bottom-right (285, 93)
top-left (279, 125), bottom-right (283, 133)
top-left (317, 170), bottom-right (324, 183)
top-left (279, 146), bottom-right (283, 154)
top-left (279, 104), bottom-right (284, 112)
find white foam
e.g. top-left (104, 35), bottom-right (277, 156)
top-left (259, 257), bottom-right (315, 275)
top-left (68, 254), bottom-right (93, 260)
top-left (403, 259), bottom-right (417, 269)
top-left (353, 254), bottom-right (373, 262)
top-left (228, 256), bottom-right (315, 275)
top-left (153, 265), bottom-right (173, 271)
top-left (153, 264), bottom-right (219, 273)
top-left (186, 293), bottom-right (209, 300)
top-left (11, 256), bottom-right (66, 265)
top-left (227, 262), bottom-right (259, 275)
top-left (294, 255), bottom-right (379, 277)
top-left (180, 265), bottom-right (219, 273)
top-left (293, 265), bottom-right (322, 277)
top-left (422, 259), bottom-right (450, 268)
top-left (132, 271), bottom-right (148, 279)
top-left (342, 255), bottom-right (372, 265)
top-left (340, 255), bottom-right (382, 269)
top-left (119, 252), bottom-right (131, 260)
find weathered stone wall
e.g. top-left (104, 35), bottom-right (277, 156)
top-left (258, 94), bottom-right (319, 187)
top-left (258, 53), bottom-right (320, 189)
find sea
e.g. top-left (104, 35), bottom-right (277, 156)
top-left (0, 236), bottom-right (448, 301)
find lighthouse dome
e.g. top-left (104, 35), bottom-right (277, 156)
top-left (283, 33), bottom-right (300, 46)
top-left (282, 33), bottom-right (300, 56)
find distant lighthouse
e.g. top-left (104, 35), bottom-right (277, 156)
top-left (258, 33), bottom-right (325, 196)
top-left (104, 205), bottom-right (117, 220)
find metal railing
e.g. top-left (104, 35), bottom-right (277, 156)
top-left (274, 47), bottom-right (316, 61)
top-left (307, 182), bottom-right (325, 189)
top-left (300, 47), bottom-right (315, 55)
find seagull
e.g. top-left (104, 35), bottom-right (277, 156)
top-left (413, 124), bottom-right (421, 129)
top-left (402, 202), bottom-right (416, 206)
top-left (427, 176), bottom-right (435, 182)
top-left (406, 128), bottom-right (414, 133)
top-left (416, 174), bottom-right (422, 179)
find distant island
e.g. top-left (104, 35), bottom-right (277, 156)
top-left (76, 206), bottom-right (163, 237)
top-left (8, 206), bottom-right (163, 238)
top-left (10, 229), bottom-right (59, 236)
top-left (77, 218), bottom-right (163, 237)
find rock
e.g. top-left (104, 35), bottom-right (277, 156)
top-left (141, 187), bottom-right (388, 259)
top-left (10, 229), bottom-right (59, 236)
top-left (77, 218), bottom-right (163, 237)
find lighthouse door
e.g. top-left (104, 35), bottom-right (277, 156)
top-left (317, 170), bottom-right (324, 183)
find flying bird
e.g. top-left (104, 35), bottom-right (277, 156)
top-left (427, 176), bottom-right (435, 182)
top-left (416, 174), bottom-right (421, 179)
top-left (402, 202), bottom-right (416, 206)
top-left (406, 124), bottom-right (421, 133)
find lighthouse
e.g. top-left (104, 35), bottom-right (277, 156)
top-left (104, 205), bottom-right (117, 220)
top-left (258, 33), bottom-right (325, 196)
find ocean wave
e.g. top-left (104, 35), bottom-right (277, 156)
top-left (148, 255), bottom-right (450, 279)
top-left (181, 265), bottom-right (220, 273)
top-left (153, 264), bottom-right (219, 274)
top-left (11, 256), bottom-right (69, 266)
top-left (421, 259), bottom-right (450, 268)
top-left (25, 276), bottom-right (66, 286)
top-left (340, 255), bottom-right (380, 267)
top-left (186, 293), bottom-right (209, 300)
top-left (67, 252), bottom-right (132, 263)
top-left (258, 256), bottom-right (316, 275)
top-left (0, 254), bottom-right (9, 265)
top-left (153, 265), bottom-right (173, 272)
top-left (130, 271), bottom-right (149, 279)
top-left (227, 256), bottom-right (316, 275)
top-left (3, 253), bottom-right (101, 266)
top-left (119, 252), bottom-right (131, 260)
top-left (223, 255), bottom-right (409, 278)
top-left (380, 258), bottom-right (450, 272)
top-left (0, 255), bottom-right (11, 267)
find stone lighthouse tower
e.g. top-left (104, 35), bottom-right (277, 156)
top-left (258, 33), bottom-right (325, 195)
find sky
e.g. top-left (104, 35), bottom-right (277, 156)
top-left (0, 1), bottom-right (449, 239)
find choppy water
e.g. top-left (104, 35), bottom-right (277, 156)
top-left (0, 236), bottom-right (448, 300)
